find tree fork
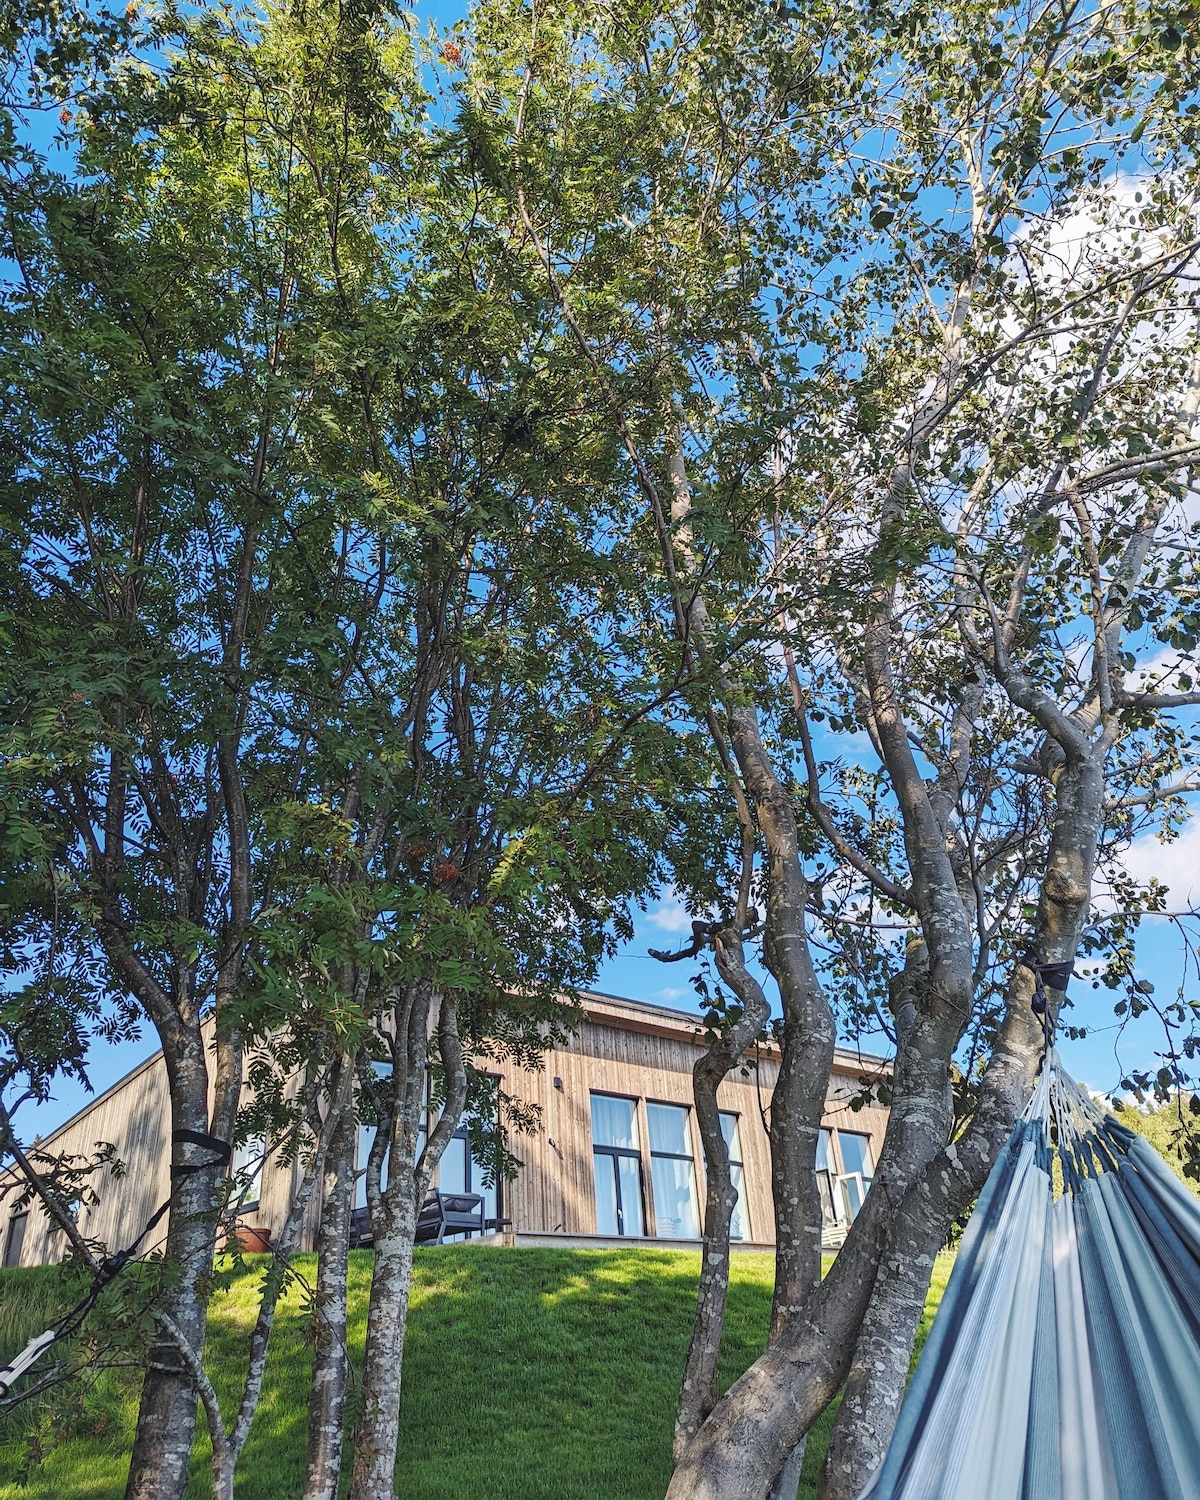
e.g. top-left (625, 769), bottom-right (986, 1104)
top-left (674, 930), bottom-right (772, 1458)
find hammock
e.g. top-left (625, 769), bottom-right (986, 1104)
top-left (861, 1054), bottom-right (1200, 1500)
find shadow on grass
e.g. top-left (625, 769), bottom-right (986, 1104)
top-left (0, 1246), bottom-right (891, 1500)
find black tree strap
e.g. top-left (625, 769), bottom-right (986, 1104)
top-left (0, 1128), bottom-right (230, 1397)
top-left (1020, 953), bottom-right (1075, 1055)
top-left (170, 1129), bottom-right (233, 1180)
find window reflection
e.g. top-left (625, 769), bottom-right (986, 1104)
top-left (720, 1112), bottom-right (749, 1241)
top-left (648, 1103), bottom-right (700, 1239)
top-left (837, 1131), bottom-right (874, 1223)
top-left (591, 1094), bottom-right (645, 1236)
top-left (815, 1128), bottom-right (877, 1229)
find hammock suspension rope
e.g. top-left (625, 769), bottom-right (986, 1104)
top-left (0, 1128), bottom-right (230, 1399)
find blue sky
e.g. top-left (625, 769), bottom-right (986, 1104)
top-left (18, 841), bottom-right (1198, 1144)
top-left (9, 0), bottom-right (1199, 1142)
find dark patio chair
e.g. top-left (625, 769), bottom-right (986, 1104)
top-left (351, 1193), bottom-right (510, 1248)
top-left (349, 1204), bottom-right (374, 1249)
top-left (415, 1189), bottom-right (486, 1244)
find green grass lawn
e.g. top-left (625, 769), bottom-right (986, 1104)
top-left (0, 1247), bottom-right (952, 1500)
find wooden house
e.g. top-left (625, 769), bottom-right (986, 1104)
top-left (1, 991), bottom-right (890, 1267)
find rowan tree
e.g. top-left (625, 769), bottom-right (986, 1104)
top-left (1, 8), bottom-right (712, 1498)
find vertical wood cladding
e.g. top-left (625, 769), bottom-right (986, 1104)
top-left (500, 1001), bottom-right (889, 1243)
top-left (0, 995), bottom-right (891, 1263)
top-left (1, 1051), bottom-right (174, 1269)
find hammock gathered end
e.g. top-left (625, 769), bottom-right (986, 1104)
top-left (861, 1052), bottom-right (1200, 1500)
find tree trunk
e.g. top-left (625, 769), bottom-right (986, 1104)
top-left (662, 1017), bottom-right (1027, 1500)
top-left (668, 735), bottom-right (1106, 1500)
top-left (348, 1188), bottom-right (421, 1500)
top-left (764, 999), bottom-right (829, 1334)
top-left (349, 988), bottom-right (468, 1500)
top-left (722, 702), bottom-right (837, 1333)
top-left (817, 1216), bottom-right (942, 1500)
top-left (124, 1036), bottom-right (221, 1500)
top-left (812, 593), bottom-right (982, 1500)
top-left (303, 1106), bottom-right (355, 1500)
top-left (662, 440), bottom-right (837, 1486)
top-left (210, 1065), bottom-right (348, 1500)
top-left (816, 953), bottom-right (961, 1500)
top-left (675, 934), bottom-right (771, 1458)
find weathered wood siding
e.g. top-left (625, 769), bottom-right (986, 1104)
top-left (491, 998), bottom-right (889, 1244)
top-left (0, 1029), bottom-right (309, 1268)
top-left (1, 1051), bottom-right (174, 1269)
top-left (1, 994), bottom-right (891, 1264)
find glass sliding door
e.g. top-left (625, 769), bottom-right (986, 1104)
top-left (591, 1094), bottom-right (645, 1237)
top-left (648, 1102), bottom-right (700, 1238)
top-left (436, 1120), bottom-right (499, 1237)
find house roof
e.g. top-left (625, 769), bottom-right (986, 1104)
top-left (577, 989), bottom-right (891, 1074)
top-left (15, 989), bottom-right (891, 1160)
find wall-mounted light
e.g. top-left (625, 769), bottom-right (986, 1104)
top-left (553, 1076), bottom-right (564, 1091)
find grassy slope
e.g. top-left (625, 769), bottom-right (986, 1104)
top-left (0, 1248), bottom-right (952, 1500)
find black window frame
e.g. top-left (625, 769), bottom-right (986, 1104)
top-left (718, 1110), bottom-right (749, 1240)
top-left (646, 1100), bottom-right (700, 1239)
top-left (833, 1129), bottom-right (874, 1224)
top-left (590, 1092), bottom-right (646, 1238)
top-left (836, 1129), bottom-right (875, 1184)
top-left (440, 1074), bottom-right (504, 1238)
top-left (4, 1212), bottom-right (27, 1269)
top-left (814, 1127), bottom-right (842, 1229)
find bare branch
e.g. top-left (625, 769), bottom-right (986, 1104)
top-left (1118, 689), bottom-right (1200, 711)
top-left (787, 670), bottom-right (911, 907)
top-left (1106, 775), bottom-right (1200, 811)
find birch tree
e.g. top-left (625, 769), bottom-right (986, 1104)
top-left (454, 2), bottom-right (1200, 1496)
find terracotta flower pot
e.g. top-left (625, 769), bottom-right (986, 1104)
top-left (231, 1225), bottom-right (272, 1254)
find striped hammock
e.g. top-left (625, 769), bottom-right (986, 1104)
top-left (861, 1054), bottom-right (1200, 1500)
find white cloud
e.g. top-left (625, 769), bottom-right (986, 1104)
top-left (1121, 814), bottom-right (1200, 910)
top-left (645, 891), bottom-right (702, 934)
top-left (1131, 647), bottom-right (1196, 694)
top-left (657, 986), bottom-right (688, 1001)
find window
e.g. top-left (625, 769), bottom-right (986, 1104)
top-left (648, 1103), bottom-right (700, 1239)
top-left (4, 1213), bottom-right (26, 1269)
top-left (356, 1078), bottom-right (501, 1237)
top-left (355, 1119), bottom-right (422, 1210)
top-left (230, 1136), bottom-right (265, 1211)
top-left (839, 1131), bottom-right (874, 1182)
top-left (591, 1094), bottom-right (645, 1237)
top-left (720, 1112), bottom-right (749, 1241)
top-left (437, 1121), bottom-right (499, 1238)
top-left (837, 1132), bottom-right (874, 1223)
top-left (45, 1198), bottom-right (81, 1234)
top-left (354, 1060), bottom-right (410, 1211)
top-left (815, 1128), bottom-right (841, 1229)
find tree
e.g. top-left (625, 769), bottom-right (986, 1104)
top-left (2, 8), bottom-right (710, 1497)
top-left (653, 10), bottom-right (1200, 1498)
top-left (451, 2), bottom-right (1200, 1496)
top-left (5, 3), bottom-right (1198, 1496)
top-left (0, 2), bottom-right (431, 1491)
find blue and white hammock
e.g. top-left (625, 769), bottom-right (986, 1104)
top-left (862, 1054), bottom-right (1200, 1500)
